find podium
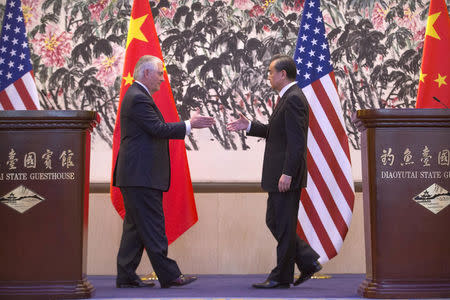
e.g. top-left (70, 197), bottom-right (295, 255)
top-left (354, 109), bottom-right (450, 298)
top-left (0, 111), bottom-right (99, 299)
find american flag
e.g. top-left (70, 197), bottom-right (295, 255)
top-left (0, 0), bottom-right (39, 110)
top-left (294, 0), bottom-right (354, 263)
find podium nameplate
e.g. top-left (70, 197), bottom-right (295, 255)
top-left (0, 111), bottom-right (98, 300)
top-left (354, 109), bottom-right (450, 299)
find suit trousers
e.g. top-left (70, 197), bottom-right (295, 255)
top-left (116, 187), bottom-right (181, 285)
top-left (266, 190), bottom-right (320, 283)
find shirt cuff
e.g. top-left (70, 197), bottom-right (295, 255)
top-left (246, 122), bottom-right (251, 133)
top-left (185, 120), bottom-right (191, 135)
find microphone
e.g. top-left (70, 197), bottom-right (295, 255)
top-left (432, 96), bottom-right (449, 109)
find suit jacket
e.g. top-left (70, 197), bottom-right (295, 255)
top-left (113, 82), bottom-right (186, 191)
top-left (248, 84), bottom-right (309, 192)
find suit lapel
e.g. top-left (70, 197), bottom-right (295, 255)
top-left (270, 84), bottom-right (297, 121)
top-left (269, 84), bottom-right (297, 121)
top-left (270, 95), bottom-right (285, 121)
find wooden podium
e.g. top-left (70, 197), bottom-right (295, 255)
top-left (0, 111), bottom-right (99, 300)
top-left (354, 109), bottom-right (450, 298)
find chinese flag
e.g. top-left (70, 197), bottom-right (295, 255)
top-left (416, 0), bottom-right (450, 108)
top-left (110, 0), bottom-right (198, 244)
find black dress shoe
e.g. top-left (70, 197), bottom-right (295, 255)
top-left (294, 261), bottom-right (323, 286)
top-left (116, 279), bottom-right (155, 288)
top-left (252, 280), bottom-right (290, 289)
top-left (160, 274), bottom-right (197, 288)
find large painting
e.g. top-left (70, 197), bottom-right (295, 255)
top-left (0, 0), bottom-right (434, 182)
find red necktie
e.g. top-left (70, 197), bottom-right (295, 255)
top-left (274, 96), bottom-right (280, 108)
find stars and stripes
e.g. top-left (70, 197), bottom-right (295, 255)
top-left (0, 0), bottom-right (39, 110)
top-left (294, 0), bottom-right (355, 263)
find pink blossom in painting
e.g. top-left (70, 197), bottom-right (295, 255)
top-left (94, 45), bottom-right (124, 87)
top-left (22, 0), bottom-right (42, 29)
top-left (249, 5), bottom-right (265, 17)
top-left (89, 0), bottom-right (110, 22)
top-left (233, 0), bottom-right (254, 11)
top-left (32, 25), bottom-right (72, 67)
top-left (371, 2), bottom-right (388, 31)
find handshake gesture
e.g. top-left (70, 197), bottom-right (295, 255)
top-left (190, 110), bottom-right (250, 131)
top-left (188, 110), bottom-right (251, 132)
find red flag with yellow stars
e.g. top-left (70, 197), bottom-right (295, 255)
top-left (110, 0), bottom-right (198, 244)
top-left (416, 0), bottom-right (450, 108)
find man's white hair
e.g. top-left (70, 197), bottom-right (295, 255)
top-left (133, 55), bottom-right (162, 81)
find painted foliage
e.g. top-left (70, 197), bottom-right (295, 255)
top-left (0, 0), bottom-right (437, 150)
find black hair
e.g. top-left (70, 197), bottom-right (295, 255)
top-left (270, 54), bottom-right (297, 80)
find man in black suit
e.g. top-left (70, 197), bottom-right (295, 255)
top-left (113, 55), bottom-right (214, 288)
top-left (227, 55), bottom-right (322, 288)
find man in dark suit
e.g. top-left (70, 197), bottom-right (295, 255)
top-left (227, 55), bottom-right (322, 288)
top-left (113, 55), bottom-right (214, 288)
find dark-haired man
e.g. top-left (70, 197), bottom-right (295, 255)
top-left (227, 54), bottom-right (321, 288)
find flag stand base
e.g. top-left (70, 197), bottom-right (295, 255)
top-left (141, 272), bottom-right (158, 281)
top-left (312, 273), bottom-right (332, 279)
top-left (294, 273), bottom-right (332, 280)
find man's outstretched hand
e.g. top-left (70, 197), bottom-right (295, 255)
top-left (189, 110), bottom-right (215, 129)
top-left (226, 113), bottom-right (250, 131)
